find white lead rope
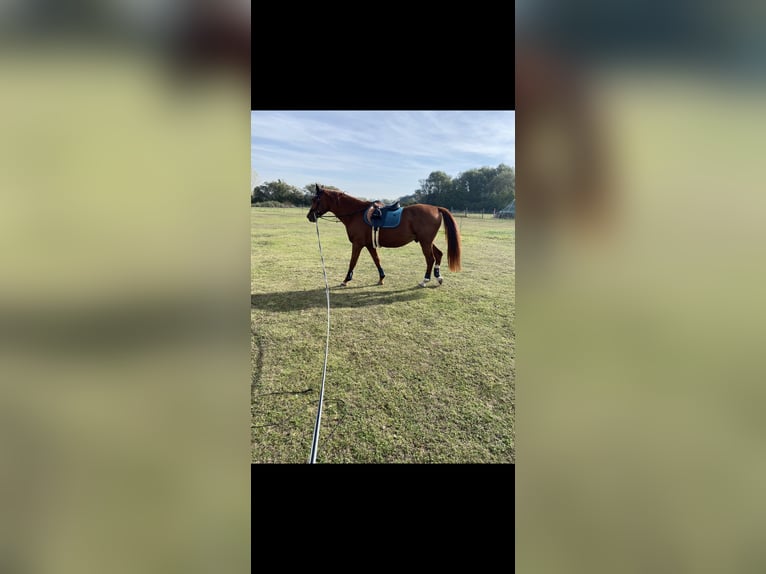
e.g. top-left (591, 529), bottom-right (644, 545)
top-left (309, 219), bottom-right (331, 464)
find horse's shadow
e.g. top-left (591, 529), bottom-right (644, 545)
top-left (251, 284), bottom-right (426, 312)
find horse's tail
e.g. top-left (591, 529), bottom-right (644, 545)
top-left (438, 207), bottom-right (462, 272)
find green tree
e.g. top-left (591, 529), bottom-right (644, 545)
top-left (415, 171), bottom-right (454, 205)
top-left (454, 166), bottom-right (499, 210)
top-left (252, 180), bottom-right (310, 206)
top-left (409, 164), bottom-right (513, 211)
top-left (488, 164), bottom-right (515, 209)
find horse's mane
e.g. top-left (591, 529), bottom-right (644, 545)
top-left (319, 186), bottom-right (368, 207)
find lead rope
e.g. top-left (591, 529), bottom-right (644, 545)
top-left (309, 219), bottom-right (331, 464)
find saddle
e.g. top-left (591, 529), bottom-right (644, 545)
top-left (363, 201), bottom-right (403, 248)
top-left (364, 201), bottom-right (402, 227)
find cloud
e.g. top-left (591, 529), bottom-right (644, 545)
top-left (251, 111), bottom-right (515, 199)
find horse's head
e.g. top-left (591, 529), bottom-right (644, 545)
top-left (307, 184), bottom-right (330, 222)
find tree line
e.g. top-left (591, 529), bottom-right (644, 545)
top-left (409, 164), bottom-right (514, 211)
top-left (251, 164), bottom-right (514, 211)
top-left (250, 180), bottom-right (316, 207)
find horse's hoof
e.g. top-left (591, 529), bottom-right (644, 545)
top-left (418, 281), bottom-right (427, 288)
top-left (437, 277), bottom-right (443, 285)
top-left (377, 279), bottom-right (384, 286)
top-left (340, 282), bottom-right (347, 287)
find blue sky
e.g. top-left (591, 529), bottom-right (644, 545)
top-left (251, 111), bottom-right (515, 201)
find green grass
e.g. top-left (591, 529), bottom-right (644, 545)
top-left (251, 207), bottom-right (515, 463)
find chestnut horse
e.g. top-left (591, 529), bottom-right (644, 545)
top-left (307, 184), bottom-right (462, 287)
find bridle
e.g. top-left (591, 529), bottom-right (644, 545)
top-left (311, 191), bottom-right (369, 221)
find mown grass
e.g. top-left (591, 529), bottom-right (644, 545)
top-left (251, 207), bottom-right (515, 463)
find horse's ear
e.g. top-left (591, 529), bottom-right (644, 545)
top-left (315, 184), bottom-right (321, 194)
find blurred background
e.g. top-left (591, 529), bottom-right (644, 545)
top-left (516, 1), bottom-right (766, 572)
top-left (10, 0), bottom-right (766, 569)
top-left (0, 1), bottom-right (250, 572)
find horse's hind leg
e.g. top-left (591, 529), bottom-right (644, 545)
top-left (418, 241), bottom-right (436, 288)
top-left (341, 243), bottom-right (363, 287)
top-left (366, 246), bottom-right (386, 285)
top-left (432, 244), bottom-right (444, 285)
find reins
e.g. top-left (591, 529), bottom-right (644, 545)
top-left (316, 205), bottom-right (368, 222)
top-left (314, 190), bottom-right (371, 222)
top-left (308, 193), bottom-right (367, 462)
top-left (308, 218), bottom-right (331, 464)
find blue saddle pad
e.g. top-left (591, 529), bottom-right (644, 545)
top-left (364, 207), bottom-right (403, 229)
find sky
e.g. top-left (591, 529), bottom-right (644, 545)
top-left (251, 111), bottom-right (515, 201)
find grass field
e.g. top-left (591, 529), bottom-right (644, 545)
top-left (251, 207), bottom-right (515, 463)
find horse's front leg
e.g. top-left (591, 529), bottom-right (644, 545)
top-left (341, 243), bottom-right (364, 287)
top-left (366, 245), bottom-right (386, 285)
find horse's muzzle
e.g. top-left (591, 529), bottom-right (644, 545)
top-left (307, 210), bottom-right (316, 222)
